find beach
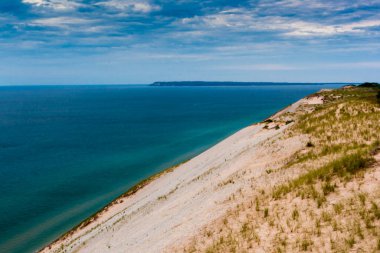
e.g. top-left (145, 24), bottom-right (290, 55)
top-left (40, 93), bottom-right (327, 253)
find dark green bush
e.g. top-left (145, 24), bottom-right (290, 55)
top-left (358, 82), bottom-right (380, 88)
top-left (285, 120), bottom-right (294, 125)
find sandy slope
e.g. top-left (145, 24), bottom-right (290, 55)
top-left (41, 96), bottom-right (323, 253)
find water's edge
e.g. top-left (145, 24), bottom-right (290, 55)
top-left (39, 89), bottom-right (319, 251)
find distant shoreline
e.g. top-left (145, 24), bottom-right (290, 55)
top-left (0, 82), bottom-right (357, 87)
top-left (150, 81), bottom-right (353, 87)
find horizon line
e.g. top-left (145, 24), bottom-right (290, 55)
top-left (0, 81), bottom-right (361, 87)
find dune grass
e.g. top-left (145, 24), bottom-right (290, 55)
top-left (273, 150), bottom-right (375, 199)
top-left (181, 86), bottom-right (380, 253)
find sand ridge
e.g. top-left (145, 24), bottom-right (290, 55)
top-left (40, 95), bottom-right (324, 253)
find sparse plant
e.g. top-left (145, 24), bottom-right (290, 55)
top-left (300, 238), bottom-right (312, 251)
top-left (322, 182), bottom-right (335, 195)
top-left (333, 203), bottom-right (343, 214)
top-left (264, 208), bottom-right (269, 218)
top-left (255, 198), bottom-right (260, 211)
top-left (292, 208), bottom-right (299, 220)
top-left (371, 202), bottom-right (380, 219)
top-left (358, 193), bottom-right (366, 205)
top-left (321, 211), bottom-right (332, 223)
top-left (345, 236), bottom-right (355, 248)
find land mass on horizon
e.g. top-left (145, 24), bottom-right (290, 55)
top-left (150, 81), bottom-right (353, 86)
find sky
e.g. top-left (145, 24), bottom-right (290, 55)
top-left (0, 0), bottom-right (380, 85)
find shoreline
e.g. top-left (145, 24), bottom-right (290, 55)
top-left (40, 92), bottom-right (326, 253)
top-left (40, 130), bottom-right (253, 252)
top-left (40, 158), bottom-right (190, 251)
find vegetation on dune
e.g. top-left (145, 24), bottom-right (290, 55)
top-left (181, 85), bottom-right (380, 253)
top-left (273, 151), bottom-right (375, 200)
top-left (358, 82), bottom-right (380, 88)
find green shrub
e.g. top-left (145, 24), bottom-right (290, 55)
top-left (264, 119), bottom-right (273, 123)
top-left (358, 82), bottom-right (380, 88)
top-left (285, 120), bottom-right (294, 125)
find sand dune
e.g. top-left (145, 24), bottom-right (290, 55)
top-left (41, 95), bottom-right (325, 253)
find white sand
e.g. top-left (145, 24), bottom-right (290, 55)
top-left (41, 96), bottom-right (323, 253)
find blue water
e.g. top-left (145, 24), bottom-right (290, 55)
top-left (0, 84), bottom-right (343, 252)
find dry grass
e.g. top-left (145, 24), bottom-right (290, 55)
top-left (176, 86), bottom-right (380, 253)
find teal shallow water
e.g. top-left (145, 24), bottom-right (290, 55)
top-left (0, 84), bottom-right (343, 252)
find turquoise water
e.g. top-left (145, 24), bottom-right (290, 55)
top-left (0, 84), bottom-right (343, 252)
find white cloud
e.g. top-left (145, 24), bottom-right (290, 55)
top-left (284, 20), bottom-right (380, 37)
top-left (218, 62), bottom-right (380, 71)
top-left (220, 64), bottom-right (298, 71)
top-left (180, 8), bottom-right (380, 38)
top-left (29, 16), bottom-right (93, 29)
top-left (26, 16), bottom-right (113, 35)
top-left (22, 0), bottom-right (82, 11)
top-left (23, 0), bottom-right (44, 5)
top-left (96, 0), bottom-right (160, 13)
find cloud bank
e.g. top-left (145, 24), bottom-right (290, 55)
top-left (0, 0), bottom-right (379, 84)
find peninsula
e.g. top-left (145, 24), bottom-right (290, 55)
top-left (150, 81), bottom-right (350, 87)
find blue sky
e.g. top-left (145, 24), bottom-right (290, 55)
top-left (0, 0), bottom-right (380, 84)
